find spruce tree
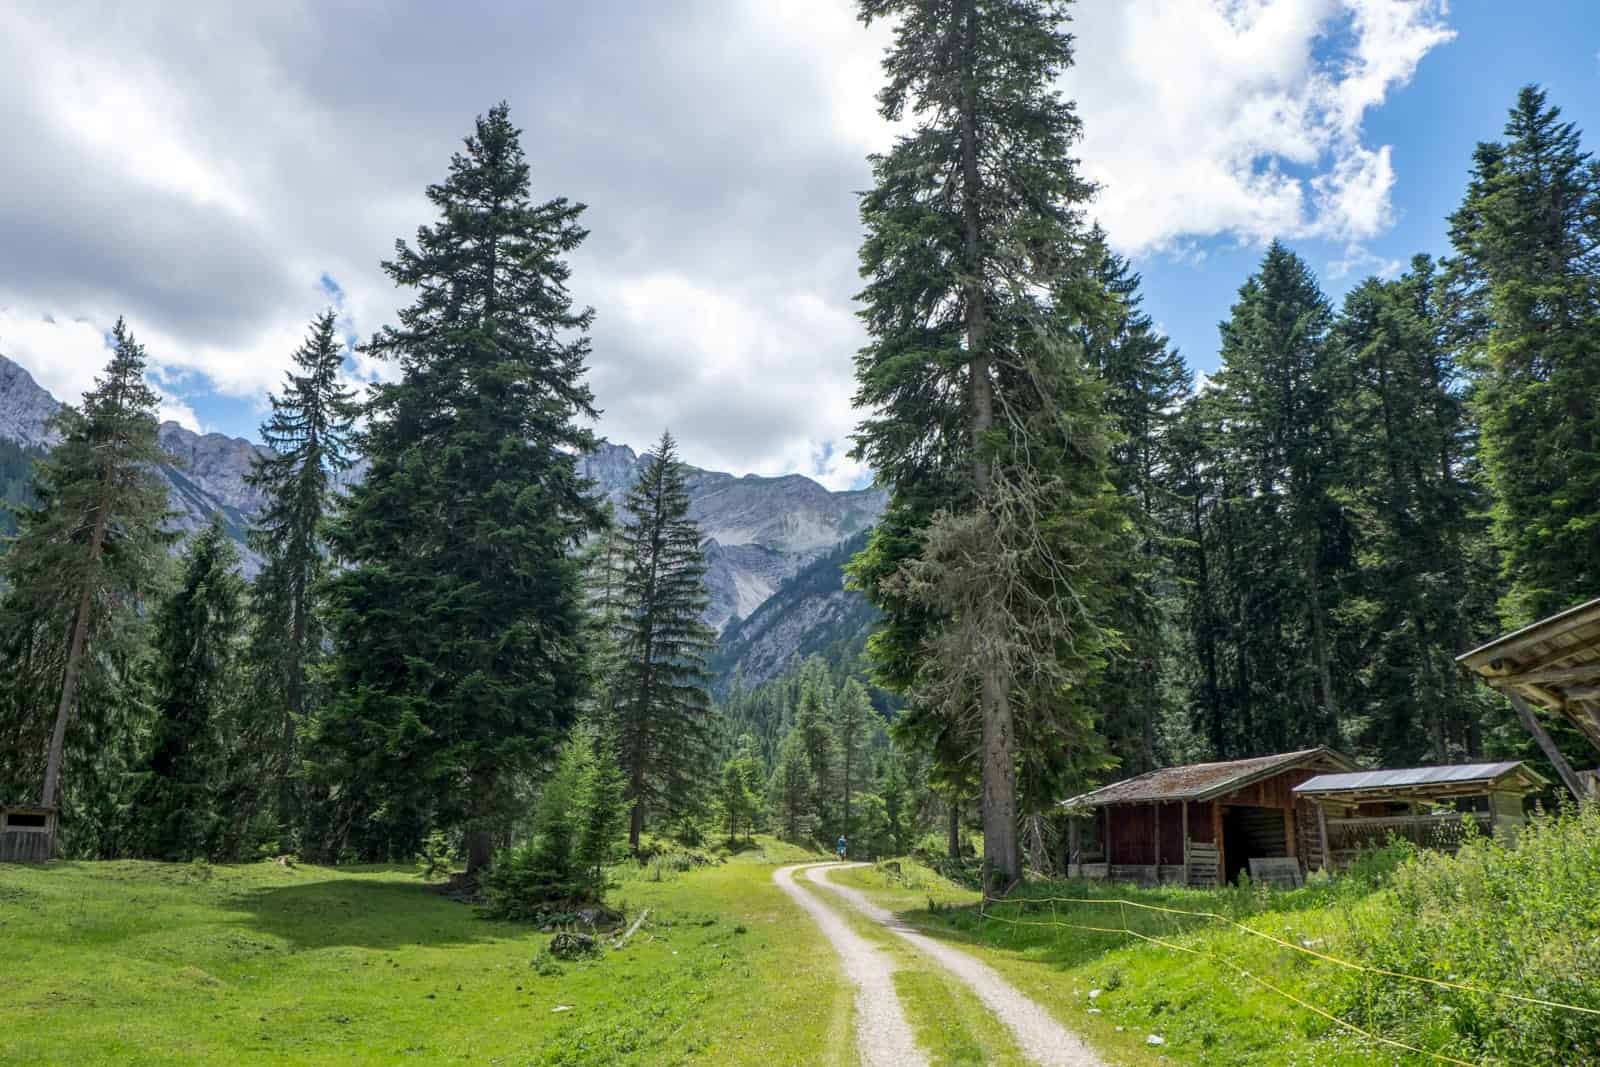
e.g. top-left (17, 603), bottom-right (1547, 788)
top-left (1077, 233), bottom-right (1191, 773)
top-left (793, 676), bottom-right (838, 835)
top-left (1447, 86), bottom-right (1600, 627)
top-left (1335, 258), bottom-right (1494, 762)
top-left (0, 320), bottom-right (174, 825)
top-left (834, 678), bottom-right (874, 836)
top-left (609, 431), bottom-right (716, 851)
top-left (316, 104), bottom-right (605, 873)
top-left (245, 309), bottom-right (357, 837)
top-left (1195, 242), bottom-right (1354, 755)
top-left (126, 517), bottom-right (246, 860)
top-left (850, 0), bottom-right (1121, 893)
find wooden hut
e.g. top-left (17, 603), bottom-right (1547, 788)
top-left (0, 804), bottom-right (56, 863)
top-left (1060, 747), bottom-right (1356, 887)
top-left (1458, 596), bottom-right (1600, 799)
top-left (1293, 761), bottom-right (1548, 868)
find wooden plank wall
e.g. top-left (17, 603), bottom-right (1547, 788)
top-left (0, 829), bottom-right (53, 863)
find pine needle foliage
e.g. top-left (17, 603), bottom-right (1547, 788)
top-left (316, 103), bottom-right (605, 872)
top-left (244, 309), bottom-right (357, 837)
top-left (609, 430), bottom-right (716, 851)
top-left (126, 517), bottom-right (246, 861)
top-left (1447, 86), bottom-right (1600, 628)
top-left (0, 320), bottom-right (174, 836)
top-left (849, 0), bottom-right (1122, 891)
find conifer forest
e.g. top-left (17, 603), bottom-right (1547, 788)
top-left (3, 3), bottom-right (1600, 1065)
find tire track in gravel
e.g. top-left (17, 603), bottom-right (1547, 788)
top-left (806, 864), bottom-right (1106, 1067)
top-left (772, 863), bottom-right (927, 1067)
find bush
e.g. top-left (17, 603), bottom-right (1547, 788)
top-left (1342, 803), bottom-right (1600, 1063)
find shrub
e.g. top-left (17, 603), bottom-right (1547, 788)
top-left (1342, 802), bottom-right (1600, 1063)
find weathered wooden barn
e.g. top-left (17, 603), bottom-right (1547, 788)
top-left (1293, 761), bottom-right (1547, 867)
top-left (1061, 747), bottom-right (1356, 886)
top-left (0, 804), bottom-right (56, 863)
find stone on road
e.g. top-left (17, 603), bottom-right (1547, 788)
top-left (773, 863), bottom-right (927, 1067)
top-left (807, 864), bottom-right (1106, 1067)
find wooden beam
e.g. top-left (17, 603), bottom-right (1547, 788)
top-left (1563, 686), bottom-right (1600, 701)
top-left (1505, 689), bottom-right (1592, 800)
top-left (1316, 802), bottom-right (1330, 873)
top-left (1497, 663), bottom-right (1600, 687)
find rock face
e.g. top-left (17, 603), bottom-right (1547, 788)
top-left (577, 441), bottom-right (886, 632)
top-left (0, 355), bottom-right (62, 448)
top-left (709, 530), bottom-right (879, 690)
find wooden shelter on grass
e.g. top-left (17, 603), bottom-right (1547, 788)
top-left (0, 804), bottom-right (56, 863)
top-left (1293, 761), bottom-right (1547, 868)
top-left (1060, 747), bottom-right (1356, 887)
top-left (1458, 596), bottom-right (1600, 799)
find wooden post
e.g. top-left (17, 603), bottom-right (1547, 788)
top-left (1181, 801), bottom-right (1190, 885)
top-left (1212, 802), bottom-right (1225, 882)
top-left (1316, 802), bottom-right (1330, 873)
top-left (1153, 801), bottom-right (1162, 873)
top-left (1283, 807), bottom-right (1297, 861)
top-left (1504, 689), bottom-right (1591, 800)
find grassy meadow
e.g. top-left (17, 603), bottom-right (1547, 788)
top-left (0, 838), bottom-right (848, 1067)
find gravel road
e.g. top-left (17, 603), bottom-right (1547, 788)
top-left (804, 863), bottom-right (1107, 1067)
top-left (772, 863), bottom-right (927, 1067)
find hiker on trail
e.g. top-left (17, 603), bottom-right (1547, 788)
top-left (836, 835), bottom-right (847, 861)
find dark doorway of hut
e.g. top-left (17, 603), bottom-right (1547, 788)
top-left (1221, 804), bottom-right (1288, 885)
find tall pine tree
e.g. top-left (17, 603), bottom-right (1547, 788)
top-left (316, 104), bottom-right (605, 874)
top-left (1189, 243), bottom-right (1353, 756)
top-left (1077, 233), bottom-right (1192, 773)
top-left (245, 309), bottom-right (357, 838)
top-left (850, 0), bottom-right (1121, 893)
top-left (126, 517), bottom-right (245, 861)
top-left (0, 320), bottom-right (173, 833)
top-left (1335, 258), bottom-right (1494, 763)
top-left (1447, 86), bottom-right (1600, 627)
top-left (609, 431), bottom-right (716, 851)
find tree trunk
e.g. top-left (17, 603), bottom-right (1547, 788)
top-left (947, 795), bottom-right (961, 859)
top-left (981, 670), bottom-right (1020, 896)
top-left (41, 500), bottom-right (109, 811)
top-left (956, 0), bottom-right (1017, 899)
top-left (465, 827), bottom-right (494, 878)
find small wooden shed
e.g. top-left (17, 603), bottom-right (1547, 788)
top-left (1458, 596), bottom-right (1600, 799)
top-left (0, 804), bottom-right (56, 863)
top-left (1060, 747), bottom-right (1357, 886)
top-left (1293, 761), bottom-right (1548, 868)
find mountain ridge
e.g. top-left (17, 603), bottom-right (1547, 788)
top-left (0, 353), bottom-right (884, 668)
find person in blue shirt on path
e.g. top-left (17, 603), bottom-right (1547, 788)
top-left (836, 835), bottom-right (847, 861)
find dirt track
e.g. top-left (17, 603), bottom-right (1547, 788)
top-left (797, 862), bottom-right (1107, 1067)
top-left (772, 862), bottom-right (926, 1067)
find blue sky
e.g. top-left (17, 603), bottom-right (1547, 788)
top-left (1142, 2), bottom-right (1600, 381)
top-left (1, 1), bottom-right (1596, 489)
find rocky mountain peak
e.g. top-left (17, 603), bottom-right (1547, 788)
top-left (0, 353), bottom-right (62, 448)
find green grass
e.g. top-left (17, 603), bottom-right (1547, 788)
top-left (0, 838), bottom-right (850, 1066)
top-left (832, 859), bottom-right (1431, 1067)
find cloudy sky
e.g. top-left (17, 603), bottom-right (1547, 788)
top-left (2, 1), bottom-right (1597, 489)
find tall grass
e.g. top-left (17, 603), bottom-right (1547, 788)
top-left (1342, 803), bottom-right (1600, 1064)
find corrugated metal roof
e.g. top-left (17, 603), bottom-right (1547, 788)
top-left (1062, 747), bottom-right (1352, 807)
top-left (1294, 761), bottom-right (1537, 795)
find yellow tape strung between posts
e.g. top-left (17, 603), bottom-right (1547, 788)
top-left (975, 905), bottom-right (1483, 1067)
top-left (984, 893), bottom-right (1600, 1019)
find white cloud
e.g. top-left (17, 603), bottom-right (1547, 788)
top-left (0, 0), bottom-right (1448, 485)
top-left (1072, 0), bottom-right (1453, 254)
